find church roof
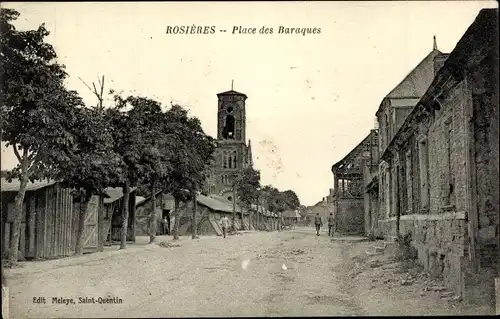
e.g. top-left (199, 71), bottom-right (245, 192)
top-left (217, 90), bottom-right (248, 98)
top-left (246, 139), bottom-right (253, 168)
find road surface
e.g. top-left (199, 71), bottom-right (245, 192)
top-left (5, 227), bottom-right (487, 318)
top-left (6, 228), bottom-right (366, 318)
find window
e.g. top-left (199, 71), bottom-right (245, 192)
top-left (444, 118), bottom-right (454, 205)
top-left (418, 135), bottom-right (429, 210)
top-left (222, 115), bottom-right (235, 139)
top-left (385, 168), bottom-right (391, 218)
top-left (405, 149), bottom-right (412, 213)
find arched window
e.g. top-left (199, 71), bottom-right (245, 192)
top-left (232, 151), bottom-right (237, 168)
top-left (222, 115), bottom-right (235, 139)
top-left (228, 154), bottom-right (232, 169)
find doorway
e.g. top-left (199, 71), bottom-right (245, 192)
top-left (162, 209), bottom-right (171, 235)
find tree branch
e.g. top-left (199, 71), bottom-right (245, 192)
top-left (12, 144), bottom-right (22, 163)
top-left (78, 77), bottom-right (94, 95)
top-left (92, 82), bottom-right (99, 97)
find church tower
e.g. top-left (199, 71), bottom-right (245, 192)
top-left (206, 85), bottom-right (252, 200)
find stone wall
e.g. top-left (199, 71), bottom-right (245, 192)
top-left (427, 81), bottom-right (468, 214)
top-left (469, 56), bottom-right (500, 269)
top-left (378, 212), bottom-right (468, 296)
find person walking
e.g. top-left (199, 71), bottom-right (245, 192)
top-left (161, 216), bottom-right (169, 235)
top-left (314, 213), bottom-right (323, 236)
top-left (328, 213), bottom-right (335, 236)
top-left (220, 215), bottom-right (230, 238)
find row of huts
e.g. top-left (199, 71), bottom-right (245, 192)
top-left (134, 191), bottom-right (284, 237)
top-left (328, 9), bottom-right (499, 299)
top-left (1, 177), bottom-right (283, 261)
top-left (1, 178), bottom-right (137, 260)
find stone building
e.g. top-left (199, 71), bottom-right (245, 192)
top-left (204, 89), bottom-right (253, 201)
top-left (362, 129), bottom-right (380, 238)
top-left (375, 37), bottom-right (449, 232)
top-left (378, 8), bottom-right (499, 300)
top-left (331, 131), bottom-right (377, 235)
top-left (303, 198), bottom-right (330, 226)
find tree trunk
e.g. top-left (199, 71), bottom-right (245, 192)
top-left (277, 212), bottom-right (281, 232)
top-left (232, 186), bottom-right (236, 232)
top-left (396, 166), bottom-right (401, 238)
top-left (173, 198), bottom-right (180, 240)
top-left (149, 179), bottom-right (157, 244)
top-left (75, 191), bottom-right (92, 255)
top-left (240, 204), bottom-right (245, 231)
top-left (8, 175), bottom-right (29, 265)
top-left (120, 182), bottom-right (130, 249)
top-left (97, 196), bottom-right (104, 252)
top-left (191, 193), bottom-right (197, 239)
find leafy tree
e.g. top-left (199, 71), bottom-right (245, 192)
top-left (53, 105), bottom-right (122, 255)
top-left (105, 95), bottom-right (148, 249)
top-left (260, 187), bottom-right (300, 231)
top-left (234, 167), bottom-right (261, 230)
top-left (260, 185), bottom-right (278, 230)
top-left (281, 190), bottom-right (301, 211)
top-left (117, 96), bottom-right (173, 244)
top-left (0, 8), bottom-right (83, 264)
top-left (185, 118), bottom-right (216, 239)
top-left (162, 104), bottom-right (215, 240)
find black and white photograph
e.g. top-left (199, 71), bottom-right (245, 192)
top-left (1, 1), bottom-right (499, 317)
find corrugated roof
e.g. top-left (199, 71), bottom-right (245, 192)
top-left (103, 187), bottom-right (138, 204)
top-left (136, 196), bottom-right (146, 206)
top-left (1, 178), bottom-right (57, 192)
top-left (283, 210), bottom-right (301, 218)
top-left (197, 194), bottom-right (241, 213)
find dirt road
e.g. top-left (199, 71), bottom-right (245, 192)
top-left (5, 227), bottom-right (487, 318)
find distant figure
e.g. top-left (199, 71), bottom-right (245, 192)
top-left (220, 216), bottom-right (230, 238)
top-left (328, 213), bottom-right (335, 236)
top-left (314, 213), bottom-right (323, 236)
top-left (162, 217), bottom-right (169, 235)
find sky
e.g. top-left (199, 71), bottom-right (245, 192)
top-left (1, 1), bottom-right (497, 206)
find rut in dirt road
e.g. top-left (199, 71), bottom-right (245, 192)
top-left (258, 230), bottom-right (366, 316)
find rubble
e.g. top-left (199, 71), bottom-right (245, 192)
top-left (401, 279), bottom-right (414, 286)
top-left (440, 291), bottom-right (453, 298)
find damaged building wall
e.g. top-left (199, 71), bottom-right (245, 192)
top-left (469, 55), bottom-right (499, 270)
top-left (377, 10), bottom-right (499, 299)
top-left (332, 132), bottom-right (376, 236)
top-left (336, 199), bottom-right (365, 234)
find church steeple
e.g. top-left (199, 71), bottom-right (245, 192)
top-left (433, 35), bottom-right (438, 50)
top-left (247, 139), bottom-right (253, 168)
